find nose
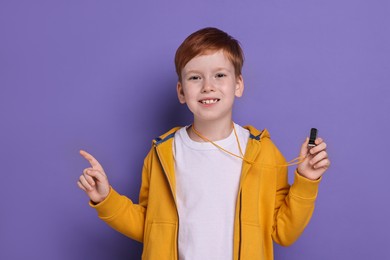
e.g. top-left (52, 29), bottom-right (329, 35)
top-left (201, 78), bottom-right (215, 93)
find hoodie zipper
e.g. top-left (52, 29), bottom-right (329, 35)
top-left (154, 145), bottom-right (180, 260)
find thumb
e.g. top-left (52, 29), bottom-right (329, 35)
top-left (300, 137), bottom-right (310, 158)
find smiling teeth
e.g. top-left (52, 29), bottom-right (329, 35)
top-left (201, 99), bottom-right (219, 104)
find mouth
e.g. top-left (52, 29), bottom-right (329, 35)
top-left (199, 98), bottom-right (220, 105)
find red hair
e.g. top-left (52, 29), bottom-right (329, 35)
top-left (174, 27), bottom-right (244, 81)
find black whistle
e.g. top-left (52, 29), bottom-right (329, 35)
top-left (308, 128), bottom-right (318, 148)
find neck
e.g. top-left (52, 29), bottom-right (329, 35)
top-left (188, 117), bottom-right (233, 142)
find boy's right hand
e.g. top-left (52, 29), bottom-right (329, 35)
top-left (77, 150), bottom-right (110, 204)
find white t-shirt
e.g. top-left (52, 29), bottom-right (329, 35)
top-left (174, 123), bottom-right (249, 260)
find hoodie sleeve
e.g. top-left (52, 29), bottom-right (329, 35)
top-left (89, 153), bottom-right (152, 243)
top-left (271, 143), bottom-right (321, 246)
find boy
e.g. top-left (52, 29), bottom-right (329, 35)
top-left (77, 27), bottom-right (330, 260)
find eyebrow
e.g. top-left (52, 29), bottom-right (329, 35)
top-left (184, 67), bottom-right (232, 75)
top-left (184, 70), bottom-right (202, 75)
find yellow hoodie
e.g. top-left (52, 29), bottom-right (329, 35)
top-left (91, 126), bottom-right (321, 259)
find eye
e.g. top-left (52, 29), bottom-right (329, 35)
top-left (188, 75), bottom-right (201, 80)
top-left (215, 73), bottom-right (226, 78)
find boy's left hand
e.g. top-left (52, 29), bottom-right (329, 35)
top-left (297, 137), bottom-right (330, 180)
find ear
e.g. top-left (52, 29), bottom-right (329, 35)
top-left (177, 81), bottom-right (186, 104)
top-left (234, 75), bottom-right (244, 98)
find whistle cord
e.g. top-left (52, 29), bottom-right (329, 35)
top-left (191, 123), bottom-right (306, 168)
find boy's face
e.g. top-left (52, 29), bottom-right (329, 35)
top-left (177, 50), bottom-right (244, 123)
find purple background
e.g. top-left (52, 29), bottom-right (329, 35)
top-left (1, 0), bottom-right (389, 259)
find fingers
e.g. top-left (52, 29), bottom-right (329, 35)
top-left (315, 137), bottom-right (324, 146)
top-left (77, 180), bottom-right (87, 192)
top-left (83, 168), bottom-right (96, 186)
top-left (78, 167), bottom-right (107, 191)
top-left (79, 150), bottom-right (105, 174)
top-left (309, 138), bottom-right (327, 155)
top-left (79, 174), bottom-right (94, 191)
top-left (313, 158), bottom-right (331, 169)
top-left (306, 137), bottom-right (330, 168)
top-left (84, 168), bottom-right (107, 184)
top-left (309, 150), bottom-right (330, 169)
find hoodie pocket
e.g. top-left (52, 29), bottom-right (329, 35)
top-left (241, 222), bottom-right (265, 259)
top-left (142, 220), bottom-right (177, 260)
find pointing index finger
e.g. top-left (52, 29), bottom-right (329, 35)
top-left (80, 150), bottom-right (104, 172)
